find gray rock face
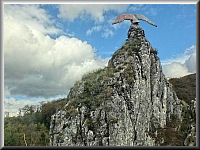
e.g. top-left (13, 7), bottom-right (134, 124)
top-left (49, 24), bottom-right (182, 146)
top-left (184, 98), bottom-right (196, 146)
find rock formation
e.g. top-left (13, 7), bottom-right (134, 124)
top-left (49, 24), bottom-right (182, 146)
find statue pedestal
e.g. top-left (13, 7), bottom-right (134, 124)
top-left (128, 24), bottom-right (145, 39)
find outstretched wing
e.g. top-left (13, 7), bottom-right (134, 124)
top-left (112, 14), bottom-right (135, 25)
top-left (134, 14), bottom-right (157, 27)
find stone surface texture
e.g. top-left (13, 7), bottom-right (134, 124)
top-left (49, 24), bottom-right (182, 146)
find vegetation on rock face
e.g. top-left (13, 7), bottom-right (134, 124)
top-left (149, 110), bottom-right (196, 146)
top-left (64, 67), bottom-right (115, 118)
top-left (148, 114), bottom-right (185, 146)
top-left (112, 38), bottom-right (142, 58)
top-left (147, 74), bottom-right (196, 146)
top-left (169, 74), bottom-right (196, 146)
top-left (124, 64), bottom-right (135, 85)
top-left (150, 47), bottom-right (158, 55)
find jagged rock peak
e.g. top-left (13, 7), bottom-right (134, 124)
top-left (128, 24), bottom-right (145, 39)
top-left (108, 24), bottom-right (156, 68)
top-left (49, 24), bottom-right (182, 146)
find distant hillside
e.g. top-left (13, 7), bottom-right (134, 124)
top-left (169, 73), bottom-right (196, 104)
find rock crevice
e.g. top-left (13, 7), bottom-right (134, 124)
top-left (49, 24), bottom-right (182, 146)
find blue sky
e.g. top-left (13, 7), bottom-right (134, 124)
top-left (40, 4), bottom-right (196, 60)
top-left (3, 4), bottom-right (196, 116)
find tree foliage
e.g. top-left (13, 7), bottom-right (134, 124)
top-left (169, 73), bottom-right (196, 104)
top-left (4, 98), bottom-right (67, 146)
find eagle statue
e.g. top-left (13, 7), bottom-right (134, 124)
top-left (112, 14), bottom-right (157, 27)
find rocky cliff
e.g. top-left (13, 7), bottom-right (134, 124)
top-left (49, 24), bottom-right (182, 146)
top-left (169, 74), bottom-right (196, 146)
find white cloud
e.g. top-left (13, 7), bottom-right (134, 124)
top-left (86, 25), bottom-right (114, 38)
top-left (4, 5), bottom-right (108, 98)
top-left (128, 4), bottom-right (158, 17)
top-left (4, 88), bottom-right (39, 117)
top-left (86, 25), bottom-right (102, 35)
top-left (4, 4), bottom-right (60, 35)
top-left (184, 51), bottom-right (196, 73)
top-left (128, 4), bottom-right (144, 11)
top-left (101, 28), bottom-right (114, 38)
top-left (162, 45), bottom-right (196, 78)
top-left (162, 62), bottom-right (189, 78)
top-left (58, 4), bottom-right (129, 22)
top-left (4, 96), bottom-right (41, 117)
top-left (4, 88), bottom-right (67, 117)
top-left (78, 4), bottom-right (132, 38)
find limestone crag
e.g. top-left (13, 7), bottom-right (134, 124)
top-left (183, 98), bottom-right (196, 146)
top-left (49, 24), bottom-right (182, 146)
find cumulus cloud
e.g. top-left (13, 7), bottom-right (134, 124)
top-left (162, 62), bottom-right (190, 78)
top-left (4, 5), bottom-right (108, 98)
top-left (4, 4), bottom-right (60, 35)
top-left (162, 45), bottom-right (196, 78)
top-left (58, 4), bottom-right (128, 22)
top-left (184, 51), bottom-right (196, 73)
top-left (4, 88), bottom-right (39, 117)
top-left (4, 88), bottom-right (67, 117)
top-left (4, 96), bottom-right (41, 117)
